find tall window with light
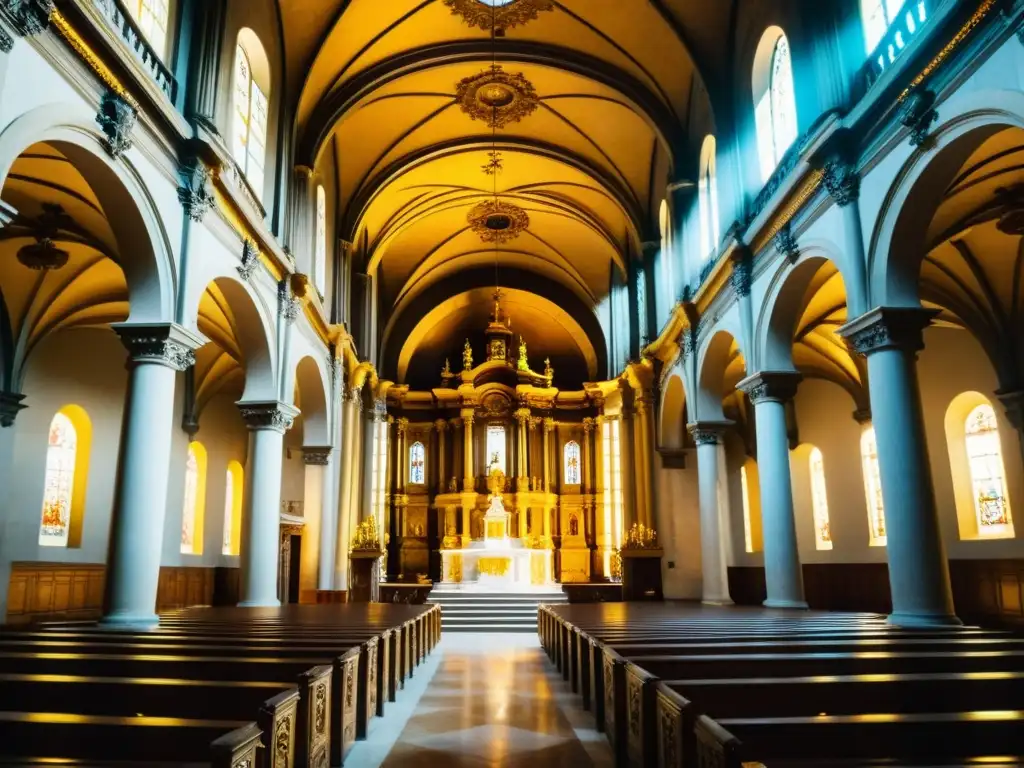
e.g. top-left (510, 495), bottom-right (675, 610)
top-left (698, 135), bottom-right (720, 259)
top-left (600, 417), bottom-right (624, 576)
top-left (315, 185), bottom-right (327, 296)
top-left (486, 425), bottom-right (506, 474)
top-left (753, 30), bottom-right (798, 183)
top-left (181, 442), bottom-right (206, 555)
top-left (862, 1), bottom-right (928, 66)
top-left (409, 441), bottom-right (425, 485)
top-left (222, 461), bottom-right (243, 556)
top-left (808, 447), bottom-right (833, 550)
top-left (233, 39), bottom-right (269, 197)
top-left (964, 404), bottom-right (1013, 535)
top-left (740, 464), bottom-right (755, 554)
top-left (861, 428), bottom-right (886, 546)
top-left (375, 418), bottom-right (389, 525)
top-left (125, 0), bottom-right (170, 61)
top-left (39, 412), bottom-right (78, 547)
top-left (564, 440), bottom-right (581, 485)
top-left (636, 266), bottom-right (648, 344)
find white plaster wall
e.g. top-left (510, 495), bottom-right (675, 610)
top-left (655, 460), bottom-right (702, 599)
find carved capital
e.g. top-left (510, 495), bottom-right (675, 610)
top-left (773, 222), bottom-right (799, 264)
top-left (514, 407), bottom-right (531, 425)
top-left (178, 157), bottom-right (215, 223)
top-left (346, 385), bottom-right (363, 404)
top-left (737, 371), bottom-right (802, 405)
top-left (899, 88), bottom-right (938, 148)
top-left (853, 407), bottom-right (873, 425)
top-left (448, 417), bottom-right (463, 430)
top-left (822, 157), bottom-right (860, 207)
top-left (302, 446), bottom-right (332, 465)
top-left (461, 408), bottom-right (475, 426)
top-left (838, 306), bottom-right (938, 357)
top-left (96, 91), bottom-right (136, 160)
top-left (687, 421), bottom-right (731, 446)
top-left (582, 417), bottom-right (595, 434)
top-left (543, 417), bottom-right (555, 433)
top-left (0, 390), bottom-right (26, 427)
top-left (396, 417), bottom-right (409, 436)
top-left (238, 400), bottom-right (299, 433)
top-left (434, 418), bottom-right (448, 433)
top-left (1, 0), bottom-right (53, 37)
top-left (113, 322), bottom-right (203, 371)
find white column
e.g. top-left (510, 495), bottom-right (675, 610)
top-left (303, 447), bottom-right (333, 594)
top-left (840, 307), bottom-right (960, 627)
top-left (237, 401), bottom-right (299, 607)
top-left (102, 323), bottom-right (204, 627)
top-left (334, 388), bottom-right (359, 590)
top-left (688, 423), bottom-right (733, 605)
top-left (738, 372), bottom-right (807, 609)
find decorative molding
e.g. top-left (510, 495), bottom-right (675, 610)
top-left (178, 157), bottom-right (215, 223)
top-left (443, 0), bottom-right (554, 33)
top-left (434, 418), bottom-right (448, 433)
top-left (821, 157), bottom-right (860, 207)
top-left (113, 322), bottom-right (203, 371)
top-left (737, 371), bottom-right (802, 405)
top-left (582, 417), bottom-right (595, 433)
top-left (302, 447), bottom-right (332, 466)
top-left (238, 239), bottom-right (259, 281)
top-left (687, 422), bottom-right (730, 446)
top-left (96, 90), bottom-right (136, 159)
top-left (729, 249), bottom-right (752, 298)
top-left (396, 417), bottom-right (409, 436)
top-left (838, 306), bottom-right (939, 357)
top-left (898, 87), bottom-right (938, 148)
top-left (773, 222), bottom-right (799, 264)
top-left (0, 26), bottom-right (13, 52)
top-left (1, 0), bottom-right (53, 37)
top-left (0, 390), bottom-right (26, 427)
top-left (278, 281), bottom-right (302, 322)
top-left (456, 64), bottom-right (538, 129)
top-left (467, 199), bottom-right (529, 243)
top-left (238, 401), bottom-right (299, 433)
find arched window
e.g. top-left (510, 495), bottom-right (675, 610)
top-left (698, 135), bottom-right (720, 259)
top-left (753, 29), bottom-right (798, 183)
top-left (181, 442), bottom-right (207, 555)
top-left (861, 427), bottom-right (886, 546)
top-left (314, 185), bottom-right (327, 296)
top-left (222, 461), bottom-right (244, 556)
top-left (232, 32), bottom-right (270, 197)
top-left (808, 447), bottom-right (833, 550)
top-left (409, 441), bottom-right (425, 485)
top-left (125, 0), bottom-right (171, 61)
top-left (39, 407), bottom-right (91, 547)
top-left (965, 404), bottom-right (1013, 534)
top-left (564, 440), bottom-right (581, 485)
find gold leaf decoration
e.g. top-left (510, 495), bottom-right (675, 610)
top-left (443, 0), bottom-right (555, 33)
top-left (456, 65), bottom-right (539, 129)
top-left (467, 199), bottom-right (530, 243)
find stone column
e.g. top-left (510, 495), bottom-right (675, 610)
top-left (737, 372), bottom-right (807, 609)
top-left (594, 415), bottom-right (612, 577)
top-left (688, 422), bottom-right (733, 605)
top-left (101, 324), bottom-right (203, 627)
top-left (542, 417), bottom-right (553, 491)
top-left (839, 307), bottom-right (960, 626)
top-left (515, 407), bottom-right (530, 491)
top-left (435, 419), bottom-right (448, 492)
top-left (302, 447), bottom-right (332, 600)
top-left (582, 417), bottom-right (595, 493)
top-left (822, 153), bottom-right (869, 317)
top-left (396, 418), bottom-right (409, 492)
top-left (334, 387), bottom-right (360, 591)
top-left (237, 401), bottom-right (299, 607)
top-left (634, 391), bottom-right (657, 530)
top-left (527, 417), bottom-right (538, 488)
top-left (449, 416), bottom-right (462, 492)
top-left (462, 408), bottom-right (475, 492)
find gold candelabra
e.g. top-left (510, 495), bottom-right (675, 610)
top-left (351, 515), bottom-right (383, 551)
top-left (622, 522), bottom-right (659, 550)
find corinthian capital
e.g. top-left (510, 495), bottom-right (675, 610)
top-left (113, 322), bottom-right (205, 372)
top-left (736, 371), bottom-right (802, 405)
top-left (838, 306), bottom-right (938, 357)
top-left (237, 400), bottom-right (300, 433)
top-left (687, 421), bottom-right (731, 446)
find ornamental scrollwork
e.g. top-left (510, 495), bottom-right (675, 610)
top-left (273, 715), bottom-right (291, 768)
top-left (467, 199), bottom-right (530, 243)
top-left (822, 157), bottom-right (860, 207)
top-left (898, 87), bottom-right (938, 148)
top-left (238, 239), bottom-right (259, 281)
top-left (688, 424), bottom-right (723, 446)
top-left (96, 90), bottom-right (136, 159)
top-left (314, 682), bottom-right (327, 734)
top-left (1, 0), bottom-right (54, 37)
top-left (443, 0), bottom-right (554, 34)
top-left (729, 252), bottom-right (752, 298)
top-left (456, 65), bottom-right (539, 129)
top-left (178, 156), bottom-right (215, 223)
top-left (122, 336), bottom-right (195, 371)
top-left (239, 404), bottom-right (296, 433)
top-left (774, 222), bottom-right (799, 264)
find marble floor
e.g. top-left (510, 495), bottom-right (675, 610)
top-left (345, 633), bottom-right (614, 768)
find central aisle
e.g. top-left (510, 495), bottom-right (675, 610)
top-left (346, 633), bottom-right (613, 768)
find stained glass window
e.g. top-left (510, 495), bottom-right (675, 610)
top-left (315, 185), bottom-right (327, 295)
top-left (636, 267), bottom-right (648, 344)
top-left (564, 440), bottom-right (581, 485)
top-left (39, 412), bottom-right (77, 547)
top-left (125, 0), bottom-right (170, 61)
top-left (965, 404), bottom-right (1013, 532)
top-left (861, 428), bottom-right (886, 546)
top-left (486, 425), bottom-right (506, 474)
top-left (409, 441), bottom-right (425, 485)
top-left (809, 447), bottom-right (833, 550)
top-left (740, 465), bottom-right (755, 554)
top-left (698, 135), bottom-right (720, 259)
top-left (233, 44), bottom-right (269, 197)
top-left (181, 444), bottom-right (200, 554)
top-left (755, 33), bottom-right (798, 182)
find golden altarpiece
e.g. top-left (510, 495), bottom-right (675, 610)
top-left (383, 294), bottom-right (612, 587)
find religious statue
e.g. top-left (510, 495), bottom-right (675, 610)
top-left (544, 357), bottom-right (554, 379)
top-left (463, 339), bottom-right (473, 370)
top-left (441, 358), bottom-right (452, 378)
top-left (489, 337), bottom-right (506, 361)
top-left (569, 514), bottom-right (579, 537)
top-left (448, 476), bottom-right (458, 493)
top-left (517, 337), bottom-right (529, 370)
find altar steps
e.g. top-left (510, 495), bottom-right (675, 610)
top-left (428, 588), bottom-right (568, 633)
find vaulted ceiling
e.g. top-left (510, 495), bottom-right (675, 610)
top-left (278, 0), bottom-right (729, 388)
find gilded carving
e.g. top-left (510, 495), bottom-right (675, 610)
top-left (467, 199), bottom-right (530, 243)
top-left (273, 715), bottom-right (291, 768)
top-left (627, 677), bottom-right (641, 739)
top-left (443, 0), bottom-right (554, 33)
top-left (456, 65), bottom-right (538, 129)
top-left (659, 706), bottom-right (678, 768)
top-left (314, 682), bottom-right (327, 734)
top-left (345, 666), bottom-right (355, 709)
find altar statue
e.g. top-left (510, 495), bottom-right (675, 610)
top-left (483, 458), bottom-right (510, 543)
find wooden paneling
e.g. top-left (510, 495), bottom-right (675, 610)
top-left (562, 583), bottom-right (623, 603)
top-left (949, 559), bottom-right (1024, 627)
top-left (5, 562), bottom-right (105, 625)
top-left (156, 566), bottom-right (215, 612)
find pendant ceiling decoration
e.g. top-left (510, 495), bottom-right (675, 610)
top-left (443, 0), bottom-right (555, 34)
top-left (468, 199), bottom-right (530, 244)
top-left (456, 65), bottom-right (538, 129)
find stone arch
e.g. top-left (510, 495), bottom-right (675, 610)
top-left (695, 326), bottom-right (747, 421)
top-left (659, 369), bottom-right (686, 449)
top-left (868, 89), bottom-right (1024, 309)
top-left (290, 354), bottom-right (331, 447)
top-left (0, 102), bottom-right (176, 324)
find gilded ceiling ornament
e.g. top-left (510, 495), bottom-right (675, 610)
top-left (467, 199), bottom-right (530, 243)
top-left (443, 0), bottom-right (554, 34)
top-left (456, 65), bottom-right (538, 129)
top-left (482, 150), bottom-right (504, 176)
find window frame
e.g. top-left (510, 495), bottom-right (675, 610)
top-left (563, 440), bottom-right (581, 486)
top-left (753, 29), bottom-right (798, 183)
top-left (408, 441), bottom-right (426, 486)
top-left (232, 36), bottom-right (271, 199)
